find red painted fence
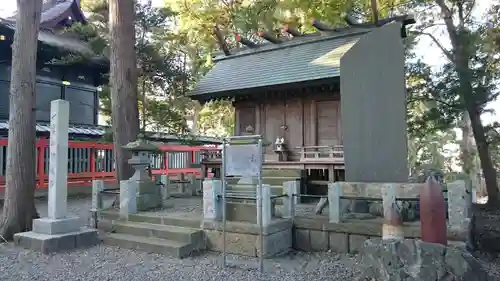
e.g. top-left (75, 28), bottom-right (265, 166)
top-left (0, 138), bottom-right (218, 190)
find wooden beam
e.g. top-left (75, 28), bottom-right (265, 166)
top-left (235, 33), bottom-right (258, 48)
top-left (212, 25), bottom-right (230, 56)
top-left (283, 24), bottom-right (302, 37)
top-left (257, 31), bottom-right (282, 44)
top-left (371, 0), bottom-right (379, 25)
top-left (311, 18), bottom-right (339, 32)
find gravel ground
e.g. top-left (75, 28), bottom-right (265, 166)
top-left (1, 197), bottom-right (498, 280)
top-left (0, 196), bottom-right (359, 281)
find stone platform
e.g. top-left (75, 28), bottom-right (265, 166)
top-left (202, 218), bottom-right (292, 257)
top-left (14, 217), bottom-right (99, 254)
top-left (14, 228), bottom-right (99, 254)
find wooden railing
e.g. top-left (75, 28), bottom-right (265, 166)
top-left (200, 145), bottom-right (345, 163)
top-left (0, 138), bottom-right (219, 190)
top-left (296, 145), bottom-right (344, 162)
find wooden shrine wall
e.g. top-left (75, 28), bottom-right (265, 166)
top-left (234, 91), bottom-right (341, 161)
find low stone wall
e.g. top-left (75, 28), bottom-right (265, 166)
top-left (292, 216), bottom-right (468, 253)
top-left (202, 219), bottom-right (293, 257)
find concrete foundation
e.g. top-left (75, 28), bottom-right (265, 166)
top-left (202, 219), bottom-right (292, 257)
top-left (14, 228), bottom-right (99, 254)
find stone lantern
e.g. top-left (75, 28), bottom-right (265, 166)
top-left (122, 133), bottom-right (162, 211)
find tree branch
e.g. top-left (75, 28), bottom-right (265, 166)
top-left (411, 30), bottom-right (454, 62)
top-left (407, 95), bottom-right (459, 109)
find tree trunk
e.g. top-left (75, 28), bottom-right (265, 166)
top-left (109, 0), bottom-right (140, 181)
top-left (0, 0), bottom-right (43, 240)
top-left (468, 108), bottom-right (499, 205)
top-left (460, 113), bottom-right (474, 216)
top-left (436, 0), bottom-right (500, 206)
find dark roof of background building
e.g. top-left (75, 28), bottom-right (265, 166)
top-left (0, 120), bottom-right (223, 144)
top-left (0, 18), bottom-right (96, 57)
top-left (8, 0), bottom-right (86, 29)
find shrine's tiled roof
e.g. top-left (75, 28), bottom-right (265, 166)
top-left (191, 28), bottom-right (368, 100)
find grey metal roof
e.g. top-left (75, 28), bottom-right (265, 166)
top-left (191, 28), bottom-right (370, 98)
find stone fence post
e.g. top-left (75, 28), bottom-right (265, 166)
top-left (120, 180), bottom-right (137, 220)
top-left (447, 180), bottom-right (469, 232)
top-left (382, 184), bottom-right (404, 240)
top-left (283, 181), bottom-right (298, 219)
top-left (257, 184), bottom-right (272, 227)
top-left (202, 179), bottom-right (222, 221)
top-left (90, 180), bottom-right (104, 228)
top-left (328, 182), bottom-right (342, 223)
top-left (160, 174), bottom-right (170, 202)
top-left (187, 173), bottom-right (196, 195)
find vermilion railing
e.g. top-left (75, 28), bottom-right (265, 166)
top-left (0, 138), bottom-right (219, 190)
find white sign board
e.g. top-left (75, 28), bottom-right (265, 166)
top-left (225, 143), bottom-right (261, 177)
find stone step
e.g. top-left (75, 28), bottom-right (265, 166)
top-left (100, 211), bottom-right (202, 229)
top-left (112, 221), bottom-right (203, 245)
top-left (102, 233), bottom-right (194, 258)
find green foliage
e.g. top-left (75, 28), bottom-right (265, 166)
top-left (197, 100), bottom-right (235, 137)
top-left (65, 0), bottom-right (193, 134)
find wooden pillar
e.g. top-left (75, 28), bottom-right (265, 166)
top-left (234, 105), bottom-right (240, 135)
top-left (310, 100), bottom-right (317, 146)
top-left (255, 103), bottom-right (261, 134)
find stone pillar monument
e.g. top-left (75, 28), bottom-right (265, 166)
top-left (14, 100), bottom-right (99, 253)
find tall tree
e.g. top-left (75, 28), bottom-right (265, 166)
top-left (0, 0), bottom-right (43, 239)
top-left (109, 0), bottom-right (140, 181)
top-left (410, 0), bottom-right (499, 205)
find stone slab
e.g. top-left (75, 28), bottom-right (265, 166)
top-left (204, 227), bottom-right (292, 257)
top-left (329, 232), bottom-right (349, 253)
top-left (32, 217), bottom-right (81, 235)
top-left (14, 228), bottom-right (99, 254)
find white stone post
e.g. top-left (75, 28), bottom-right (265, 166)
top-left (48, 99), bottom-right (70, 219)
top-left (382, 184), bottom-right (404, 240)
top-left (160, 174), bottom-right (170, 202)
top-left (120, 180), bottom-right (137, 219)
top-left (257, 184), bottom-right (272, 227)
top-left (328, 182), bottom-right (342, 223)
top-left (448, 180), bottom-right (469, 231)
top-left (283, 181), bottom-right (297, 219)
top-left (203, 179), bottom-right (221, 221)
top-left (31, 100), bottom-right (80, 235)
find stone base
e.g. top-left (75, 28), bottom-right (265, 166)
top-left (225, 202), bottom-right (276, 223)
top-left (202, 219), bottom-right (292, 257)
top-left (14, 228), bottom-right (99, 254)
top-left (136, 181), bottom-right (162, 211)
top-left (32, 217), bottom-right (80, 235)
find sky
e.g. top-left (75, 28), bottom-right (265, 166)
top-left (0, 0), bottom-right (498, 126)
